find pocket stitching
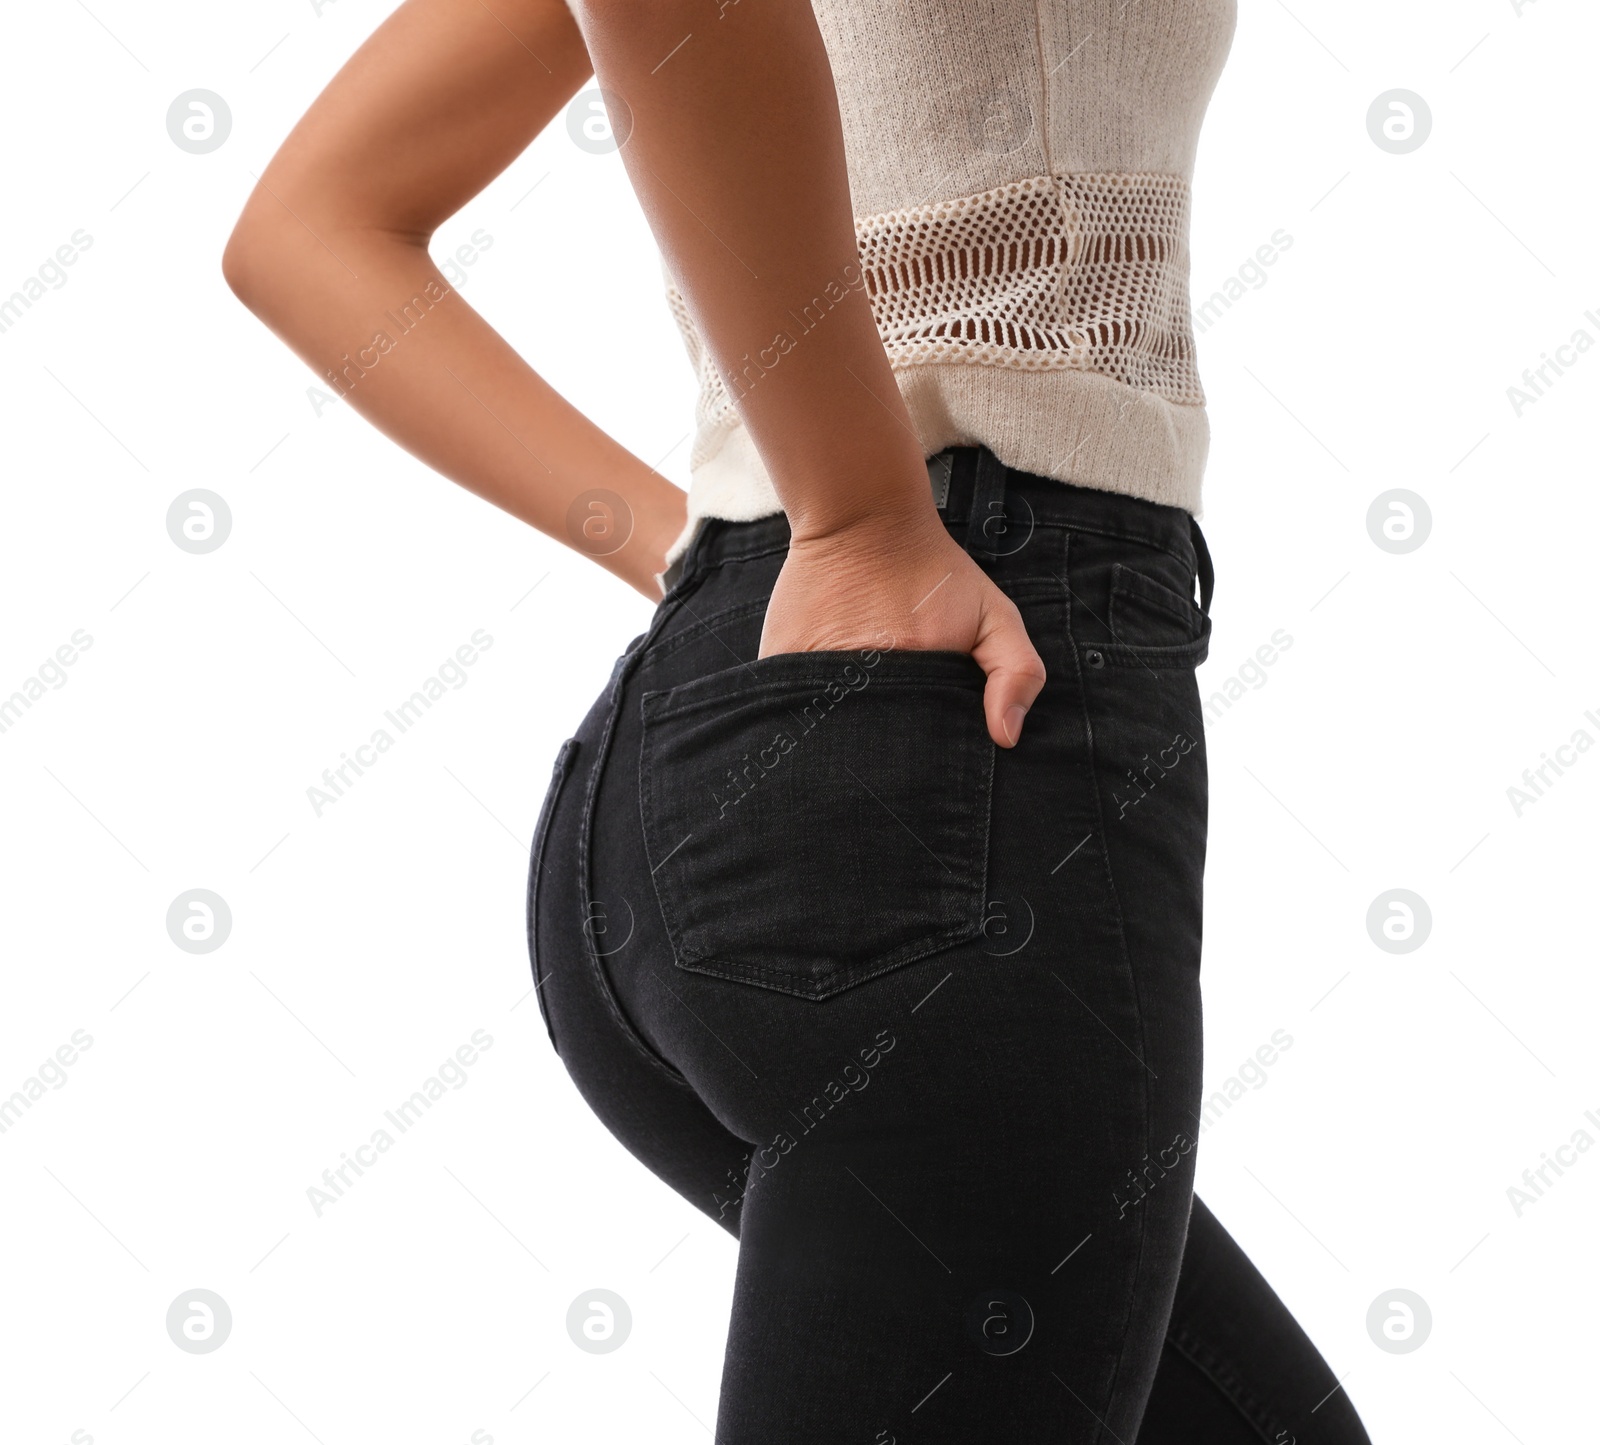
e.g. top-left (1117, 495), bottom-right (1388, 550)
top-left (674, 918), bottom-right (981, 991)
top-left (1104, 566), bottom-right (1211, 668)
top-left (642, 650), bottom-right (984, 724)
top-left (639, 660), bottom-right (993, 1001)
top-left (1096, 634), bottom-right (1210, 668)
top-left (1109, 563), bottom-right (1203, 633)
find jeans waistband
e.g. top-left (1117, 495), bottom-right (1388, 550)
top-left (662, 445), bottom-right (1213, 616)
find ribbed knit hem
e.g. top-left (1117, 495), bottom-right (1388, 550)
top-left (659, 366), bottom-right (1209, 570)
top-left (900, 365), bottom-right (1210, 515)
top-left (660, 425), bottom-right (783, 570)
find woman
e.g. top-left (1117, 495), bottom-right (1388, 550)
top-left (224, 0), bottom-right (1372, 1439)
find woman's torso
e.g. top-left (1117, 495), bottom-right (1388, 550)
top-left (660, 0), bottom-right (1238, 568)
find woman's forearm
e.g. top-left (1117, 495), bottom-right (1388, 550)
top-left (224, 215), bottom-right (685, 598)
top-left (221, 0), bottom-right (686, 600)
top-left (571, 0), bottom-right (1045, 748)
top-left (572, 0), bottom-right (933, 544)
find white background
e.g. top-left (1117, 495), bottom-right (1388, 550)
top-left (1, 0), bottom-right (1595, 1441)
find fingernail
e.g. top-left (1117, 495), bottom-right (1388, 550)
top-left (1003, 704), bottom-right (1028, 746)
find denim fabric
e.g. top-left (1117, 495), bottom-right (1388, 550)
top-left (641, 649), bottom-right (993, 999)
top-left (527, 446), bottom-right (1371, 1445)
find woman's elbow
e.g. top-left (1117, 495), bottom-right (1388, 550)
top-left (221, 212), bottom-right (278, 313)
top-left (221, 183), bottom-right (313, 313)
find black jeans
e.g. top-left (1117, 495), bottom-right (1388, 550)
top-left (528, 446), bottom-right (1371, 1444)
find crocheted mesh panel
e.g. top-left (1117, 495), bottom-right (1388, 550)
top-left (665, 172), bottom-right (1203, 471)
top-left (662, 280), bottom-right (726, 470)
top-left (862, 173), bottom-right (1201, 399)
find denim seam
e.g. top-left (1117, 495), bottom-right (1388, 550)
top-left (1110, 565), bottom-right (1203, 628)
top-left (576, 588), bottom-right (699, 1088)
top-left (1002, 515), bottom-right (1195, 574)
top-left (672, 924), bottom-right (981, 1000)
top-left (639, 597), bottom-right (770, 665)
top-left (1094, 632), bottom-right (1212, 670)
top-left (674, 512), bottom-right (1193, 586)
top-left (670, 536), bottom-right (793, 591)
top-left (1096, 564), bottom-right (1210, 670)
top-left (638, 674), bottom-right (994, 1002)
top-left (527, 736), bottom-right (581, 1055)
top-left (638, 763), bottom-right (989, 1000)
top-left (1061, 527), bottom-right (1158, 1445)
top-left (1164, 1323), bottom-right (1294, 1445)
top-left (644, 671), bottom-right (982, 725)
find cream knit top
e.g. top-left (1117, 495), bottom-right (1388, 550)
top-left (629, 0), bottom-right (1238, 568)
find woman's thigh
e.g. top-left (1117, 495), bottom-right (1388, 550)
top-left (1141, 1196), bottom-right (1373, 1445)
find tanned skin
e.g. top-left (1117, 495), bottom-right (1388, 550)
top-left (224, 0), bottom-right (1045, 746)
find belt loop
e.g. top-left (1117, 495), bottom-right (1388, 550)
top-left (659, 515), bottom-right (709, 598)
top-left (965, 446), bottom-right (1009, 559)
top-left (1190, 516), bottom-right (1215, 617)
top-left (927, 450), bottom-right (955, 511)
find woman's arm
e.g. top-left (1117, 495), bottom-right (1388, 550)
top-left (225, 0), bottom-right (1044, 740)
top-left (221, 0), bottom-right (687, 600)
top-left (572, 0), bottom-right (1045, 745)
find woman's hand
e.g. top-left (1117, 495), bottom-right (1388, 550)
top-left (760, 506), bottom-right (1047, 748)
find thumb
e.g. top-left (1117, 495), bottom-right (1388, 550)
top-left (970, 591), bottom-right (1047, 749)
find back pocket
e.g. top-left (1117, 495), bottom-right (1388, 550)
top-left (639, 649), bottom-right (993, 1001)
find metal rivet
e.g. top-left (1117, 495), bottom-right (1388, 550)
top-left (1086, 648), bottom-right (1105, 669)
